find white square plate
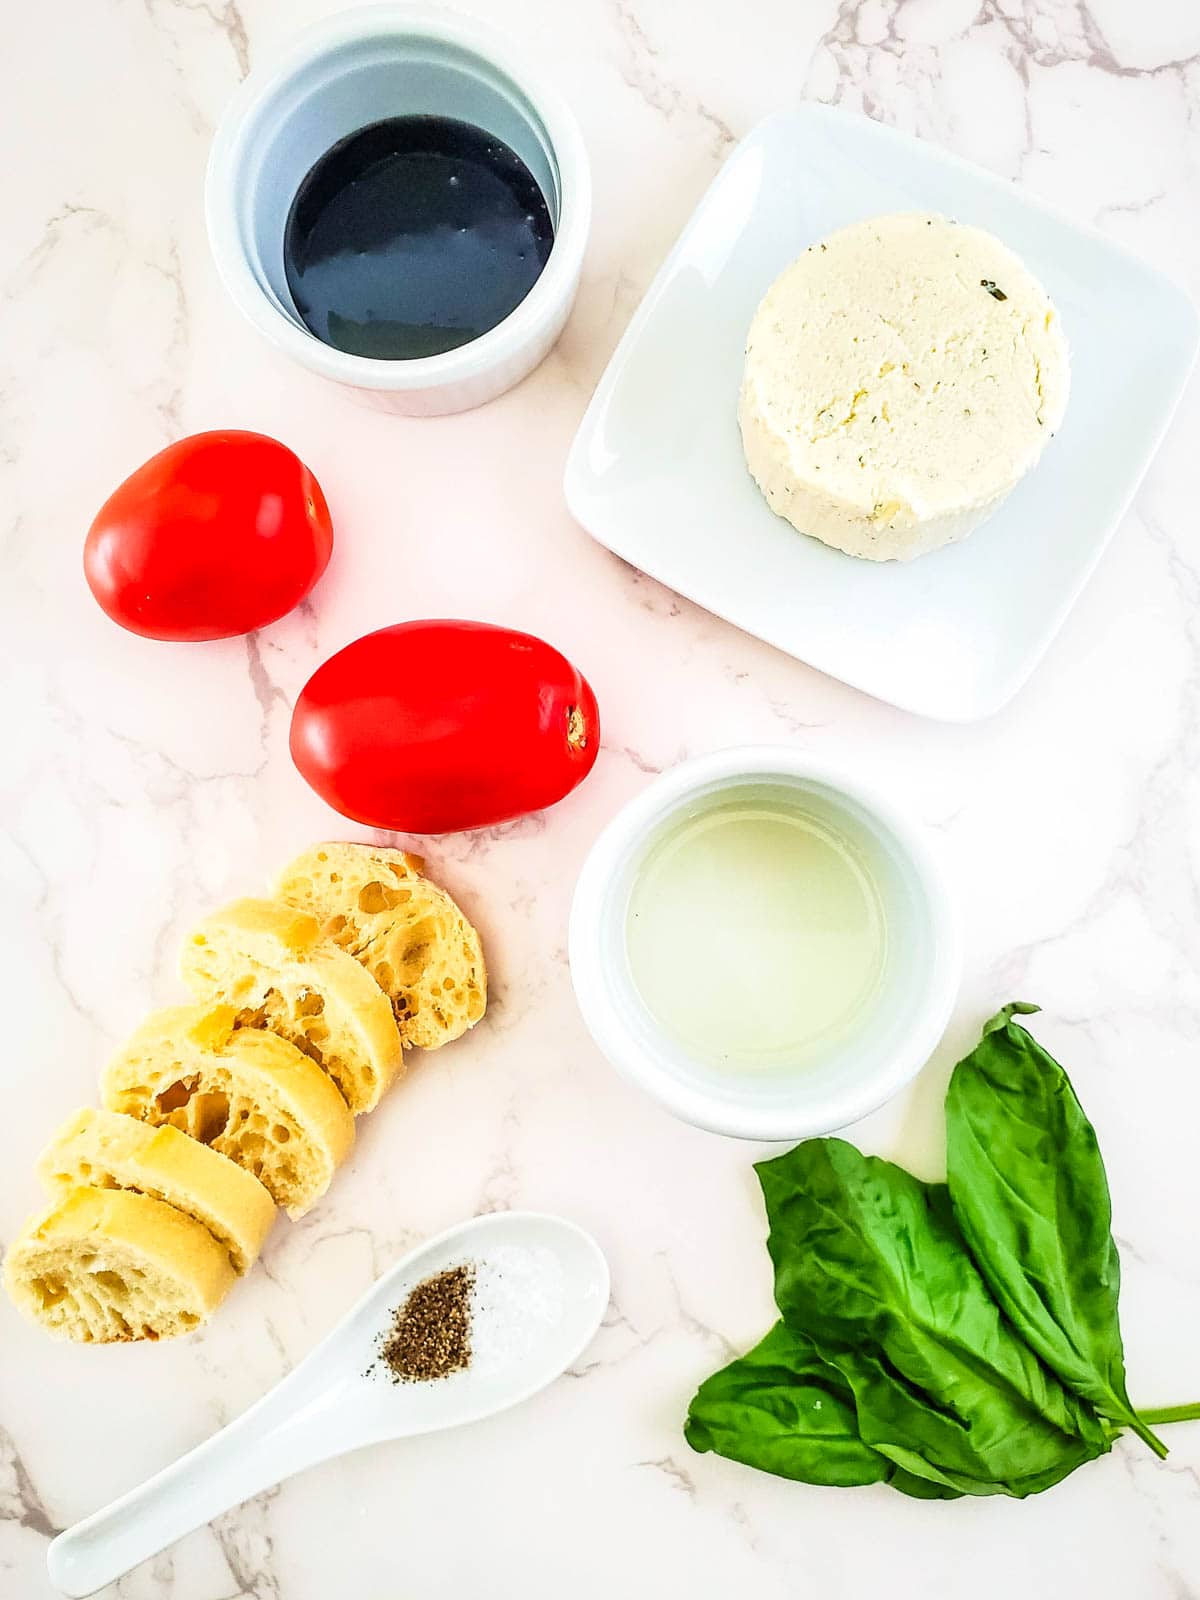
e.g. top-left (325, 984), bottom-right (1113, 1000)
top-left (564, 106), bottom-right (1199, 720)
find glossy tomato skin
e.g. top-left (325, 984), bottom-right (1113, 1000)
top-left (84, 431), bottom-right (333, 641)
top-left (290, 621), bottom-right (600, 833)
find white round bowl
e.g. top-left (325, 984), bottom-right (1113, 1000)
top-left (205, 5), bottom-right (591, 415)
top-left (569, 747), bottom-right (961, 1140)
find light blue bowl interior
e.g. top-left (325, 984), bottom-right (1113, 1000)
top-left (232, 34), bottom-right (562, 331)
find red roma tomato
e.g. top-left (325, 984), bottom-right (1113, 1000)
top-left (290, 621), bottom-right (600, 834)
top-left (84, 430), bottom-right (333, 641)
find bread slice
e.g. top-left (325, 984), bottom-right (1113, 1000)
top-left (3, 1185), bottom-right (235, 1342)
top-left (101, 1004), bottom-right (354, 1218)
top-left (276, 844), bottom-right (487, 1051)
top-left (179, 898), bottom-right (403, 1114)
top-left (38, 1107), bottom-right (274, 1274)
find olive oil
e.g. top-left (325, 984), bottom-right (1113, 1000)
top-left (283, 115), bottom-right (554, 360)
top-left (625, 789), bottom-right (886, 1070)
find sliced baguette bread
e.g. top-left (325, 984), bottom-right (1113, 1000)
top-left (38, 1107), bottom-right (274, 1274)
top-left (3, 1185), bottom-right (235, 1342)
top-left (179, 898), bottom-right (402, 1114)
top-left (101, 1004), bottom-right (354, 1218)
top-left (276, 844), bottom-right (487, 1051)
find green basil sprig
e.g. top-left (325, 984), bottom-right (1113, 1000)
top-left (685, 1005), bottom-right (1200, 1498)
top-left (685, 1321), bottom-right (960, 1499)
top-left (759, 1142), bottom-right (1108, 1495)
top-left (945, 1003), bottom-right (1165, 1458)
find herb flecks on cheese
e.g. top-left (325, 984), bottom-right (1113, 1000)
top-left (739, 213), bottom-right (1069, 562)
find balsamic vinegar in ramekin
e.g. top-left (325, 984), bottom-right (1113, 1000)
top-left (283, 114), bottom-right (555, 361)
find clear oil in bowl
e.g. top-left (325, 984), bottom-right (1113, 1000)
top-left (624, 786), bottom-right (887, 1072)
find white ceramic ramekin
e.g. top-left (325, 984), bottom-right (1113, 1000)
top-left (569, 747), bottom-right (961, 1141)
top-left (205, 6), bottom-right (591, 415)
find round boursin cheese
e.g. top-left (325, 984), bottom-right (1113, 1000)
top-left (738, 213), bottom-right (1069, 562)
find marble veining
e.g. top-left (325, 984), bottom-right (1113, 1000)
top-left (3, 0), bottom-right (1200, 1596)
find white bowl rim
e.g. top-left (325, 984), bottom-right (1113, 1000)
top-left (204, 3), bottom-right (591, 392)
top-left (568, 745), bottom-right (962, 1140)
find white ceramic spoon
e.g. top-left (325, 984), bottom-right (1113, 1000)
top-left (47, 1211), bottom-right (609, 1598)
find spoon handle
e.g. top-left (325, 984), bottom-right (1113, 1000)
top-left (46, 1376), bottom-right (350, 1597)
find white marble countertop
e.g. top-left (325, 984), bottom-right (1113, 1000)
top-left (5, 1), bottom-right (1200, 1595)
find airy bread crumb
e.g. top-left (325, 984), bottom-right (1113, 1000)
top-left (102, 1004), bottom-right (355, 1218)
top-left (3, 1186), bottom-right (236, 1342)
top-left (277, 844), bottom-right (486, 1051)
top-left (179, 898), bottom-right (403, 1114)
top-left (38, 1106), bottom-right (274, 1273)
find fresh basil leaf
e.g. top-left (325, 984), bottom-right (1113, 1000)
top-left (684, 1321), bottom-right (962, 1498)
top-left (825, 1339), bottom-right (1109, 1499)
top-left (945, 1004), bottom-right (1165, 1457)
top-left (686, 1322), bottom-right (893, 1487)
top-left (886, 1464), bottom-right (968, 1500)
top-left (757, 1142), bottom-right (1110, 1491)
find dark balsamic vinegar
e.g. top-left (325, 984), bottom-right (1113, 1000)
top-left (283, 115), bottom-right (555, 361)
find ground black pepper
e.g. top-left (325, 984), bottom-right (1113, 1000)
top-left (376, 1263), bottom-right (475, 1383)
